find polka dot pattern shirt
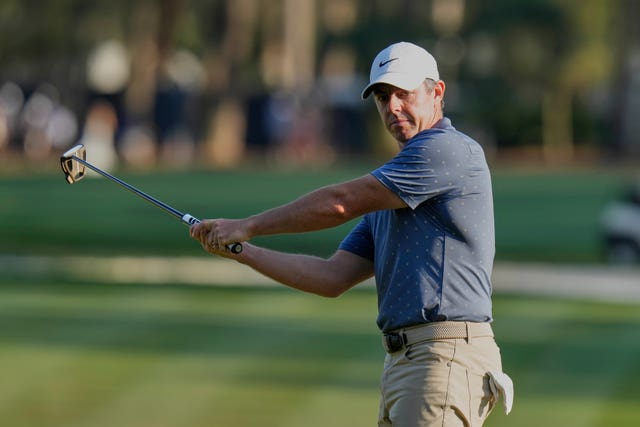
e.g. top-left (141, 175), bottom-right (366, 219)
top-left (339, 118), bottom-right (495, 332)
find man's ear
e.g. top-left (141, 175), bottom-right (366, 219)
top-left (434, 80), bottom-right (446, 101)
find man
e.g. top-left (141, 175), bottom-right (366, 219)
top-left (190, 41), bottom-right (513, 427)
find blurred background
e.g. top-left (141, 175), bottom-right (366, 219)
top-left (0, 0), bottom-right (639, 169)
top-left (1, 1), bottom-right (640, 426)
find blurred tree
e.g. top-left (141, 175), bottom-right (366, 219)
top-left (0, 0), bottom-right (635, 164)
top-left (543, 0), bottom-right (615, 163)
top-left (610, 0), bottom-right (640, 158)
top-left (458, 0), bottom-right (619, 163)
top-left (463, 1), bottom-right (568, 153)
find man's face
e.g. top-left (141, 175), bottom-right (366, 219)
top-left (372, 81), bottom-right (443, 144)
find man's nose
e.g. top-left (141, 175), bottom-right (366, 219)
top-left (388, 94), bottom-right (402, 113)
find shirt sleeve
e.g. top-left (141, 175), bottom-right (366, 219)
top-left (338, 217), bottom-right (374, 261)
top-left (371, 131), bottom-right (465, 209)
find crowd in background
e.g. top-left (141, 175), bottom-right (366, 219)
top-left (0, 0), bottom-right (638, 171)
top-left (0, 40), bottom-right (371, 171)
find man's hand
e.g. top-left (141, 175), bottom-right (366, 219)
top-left (190, 219), bottom-right (250, 256)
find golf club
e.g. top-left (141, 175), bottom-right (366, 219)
top-left (60, 144), bottom-right (243, 254)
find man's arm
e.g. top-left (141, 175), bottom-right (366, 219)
top-left (191, 174), bottom-right (406, 249)
top-left (197, 242), bottom-right (374, 298)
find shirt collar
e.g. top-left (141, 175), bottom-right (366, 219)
top-left (409, 117), bottom-right (453, 142)
top-left (432, 116), bottom-right (453, 130)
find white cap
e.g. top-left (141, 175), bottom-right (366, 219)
top-left (361, 42), bottom-right (439, 99)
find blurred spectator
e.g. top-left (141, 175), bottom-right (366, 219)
top-left (318, 45), bottom-right (368, 156)
top-left (0, 108), bottom-right (7, 152)
top-left (271, 95), bottom-right (335, 166)
top-left (21, 84), bottom-right (78, 161)
top-left (78, 101), bottom-right (118, 174)
top-left (154, 50), bottom-right (206, 168)
top-left (244, 92), bottom-right (273, 157)
top-left (0, 82), bottom-right (25, 151)
top-left (265, 91), bottom-right (296, 147)
top-left (21, 86), bottom-right (55, 160)
top-left (47, 102), bottom-right (79, 152)
top-left (243, 87), bottom-right (341, 166)
top-left (153, 78), bottom-right (192, 166)
top-left (203, 98), bottom-right (246, 168)
top-left (87, 40), bottom-right (131, 96)
top-left (119, 124), bottom-right (157, 170)
top-left (85, 39), bottom-right (130, 154)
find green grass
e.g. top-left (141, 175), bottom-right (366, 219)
top-left (0, 167), bottom-right (631, 262)
top-left (492, 171), bottom-right (627, 262)
top-left (490, 296), bottom-right (640, 426)
top-left (0, 168), bottom-right (366, 258)
top-left (0, 280), bottom-right (381, 427)
top-left (1, 280), bottom-right (639, 427)
top-left (2, 166), bottom-right (637, 426)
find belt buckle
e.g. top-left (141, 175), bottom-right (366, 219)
top-left (384, 332), bottom-right (406, 353)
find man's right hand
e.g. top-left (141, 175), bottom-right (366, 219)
top-left (190, 219), bottom-right (250, 256)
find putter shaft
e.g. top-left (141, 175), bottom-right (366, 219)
top-left (65, 153), bottom-right (242, 254)
top-left (73, 156), bottom-right (187, 221)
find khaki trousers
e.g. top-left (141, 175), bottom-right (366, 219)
top-left (378, 330), bottom-right (503, 427)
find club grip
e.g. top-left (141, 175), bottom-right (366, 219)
top-left (183, 214), bottom-right (243, 254)
top-left (226, 242), bottom-right (243, 254)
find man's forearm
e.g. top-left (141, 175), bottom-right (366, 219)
top-left (246, 184), bottom-right (356, 237)
top-left (194, 174), bottom-right (403, 248)
top-left (235, 244), bottom-right (360, 298)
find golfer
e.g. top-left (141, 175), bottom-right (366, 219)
top-left (191, 41), bottom-right (513, 427)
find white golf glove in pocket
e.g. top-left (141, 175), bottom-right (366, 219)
top-left (488, 370), bottom-right (514, 415)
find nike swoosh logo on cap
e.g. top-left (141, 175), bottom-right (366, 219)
top-left (379, 58), bottom-right (398, 67)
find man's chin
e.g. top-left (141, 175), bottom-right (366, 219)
top-left (390, 127), bottom-right (417, 143)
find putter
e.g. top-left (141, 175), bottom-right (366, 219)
top-left (60, 144), bottom-right (242, 254)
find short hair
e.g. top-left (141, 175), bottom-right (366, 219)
top-left (424, 78), bottom-right (445, 111)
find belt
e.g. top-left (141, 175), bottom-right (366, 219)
top-left (382, 321), bottom-right (494, 353)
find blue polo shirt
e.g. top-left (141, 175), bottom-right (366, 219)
top-left (339, 118), bottom-right (494, 332)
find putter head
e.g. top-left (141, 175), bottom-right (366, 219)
top-left (60, 144), bottom-right (86, 184)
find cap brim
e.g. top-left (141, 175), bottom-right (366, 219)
top-left (361, 72), bottom-right (425, 99)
